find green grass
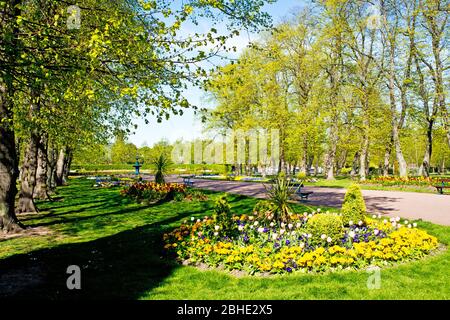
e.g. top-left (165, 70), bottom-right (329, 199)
top-left (0, 178), bottom-right (449, 299)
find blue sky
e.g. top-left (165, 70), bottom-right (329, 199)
top-left (129, 0), bottom-right (307, 147)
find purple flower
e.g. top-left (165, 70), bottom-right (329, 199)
top-left (286, 240), bottom-right (291, 245)
top-left (286, 267), bottom-right (292, 273)
top-left (274, 243), bottom-right (280, 248)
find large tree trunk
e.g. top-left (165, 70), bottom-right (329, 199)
top-left (419, 121), bottom-right (433, 178)
top-left (47, 146), bottom-right (58, 192)
top-left (0, 0), bottom-right (23, 231)
top-left (56, 148), bottom-right (66, 186)
top-left (63, 148), bottom-right (73, 182)
top-left (383, 137), bottom-right (393, 176)
top-left (350, 151), bottom-right (359, 177)
top-left (34, 133), bottom-right (51, 200)
top-left (18, 133), bottom-right (39, 213)
top-left (359, 114), bottom-right (370, 181)
top-left (326, 120), bottom-right (338, 180)
top-left (0, 83), bottom-right (22, 231)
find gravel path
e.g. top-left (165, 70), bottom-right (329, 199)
top-left (185, 179), bottom-right (450, 226)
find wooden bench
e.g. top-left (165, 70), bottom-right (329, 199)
top-left (434, 179), bottom-right (450, 194)
top-left (292, 182), bottom-right (313, 200)
top-left (182, 176), bottom-right (195, 187)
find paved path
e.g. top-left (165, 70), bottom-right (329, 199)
top-left (185, 179), bottom-right (450, 226)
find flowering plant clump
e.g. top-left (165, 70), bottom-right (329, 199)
top-left (121, 182), bottom-right (186, 203)
top-left (163, 205), bottom-right (439, 275)
top-left (361, 176), bottom-right (447, 187)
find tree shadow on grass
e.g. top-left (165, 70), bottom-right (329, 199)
top-left (0, 212), bottom-right (192, 300)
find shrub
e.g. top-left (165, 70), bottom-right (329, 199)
top-left (307, 213), bottom-right (344, 245)
top-left (341, 184), bottom-right (366, 226)
top-left (296, 172), bottom-right (307, 180)
top-left (212, 196), bottom-right (234, 234)
top-left (252, 200), bottom-right (276, 220)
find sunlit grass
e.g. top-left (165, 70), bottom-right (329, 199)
top-left (0, 178), bottom-right (448, 299)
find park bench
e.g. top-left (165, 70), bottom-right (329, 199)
top-left (182, 175), bottom-right (195, 187)
top-left (433, 179), bottom-right (450, 194)
top-left (292, 181), bottom-right (313, 200)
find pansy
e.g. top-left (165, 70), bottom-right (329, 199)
top-left (321, 234), bottom-right (327, 240)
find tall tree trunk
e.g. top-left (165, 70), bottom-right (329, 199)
top-left (63, 148), bottom-right (73, 182)
top-left (326, 120), bottom-right (338, 180)
top-left (0, 82), bottom-right (21, 231)
top-left (34, 133), bottom-right (51, 200)
top-left (419, 121), bottom-right (433, 178)
top-left (350, 151), bottom-right (359, 177)
top-left (56, 148), bottom-right (66, 186)
top-left (18, 133), bottom-right (39, 213)
top-left (47, 146), bottom-right (58, 192)
top-left (0, 0), bottom-right (23, 231)
top-left (383, 137), bottom-right (393, 176)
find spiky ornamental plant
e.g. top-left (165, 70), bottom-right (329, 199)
top-left (264, 174), bottom-right (298, 222)
top-left (152, 153), bottom-right (172, 184)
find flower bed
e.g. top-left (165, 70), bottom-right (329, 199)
top-left (163, 210), bottom-right (439, 275)
top-left (361, 176), bottom-right (447, 187)
top-left (121, 182), bottom-right (186, 203)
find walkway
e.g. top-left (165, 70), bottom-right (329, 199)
top-left (186, 179), bottom-right (450, 226)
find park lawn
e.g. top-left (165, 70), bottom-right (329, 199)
top-left (0, 178), bottom-right (448, 299)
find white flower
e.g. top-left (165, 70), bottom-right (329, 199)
top-left (269, 222), bottom-right (275, 227)
top-left (250, 225), bottom-right (254, 229)
top-left (321, 234), bottom-right (327, 240)
top-left (254, 221), bottom-right (259, 226)
top-left (197, 219), bottom-right (201, 223)
top-left (391, 221), bottom-right (397, 227)
top-left (349, 221), bottom-right (354, 226)
top-left (214, 225), bottom-right (220, 231)
top-left (307, 233), bottom-right (312, 238)
top-left (300, 242), bottom-right (305, 248)
top-left (317, 208), bottom-right (321, 212)
top-left (238, 225), bottom-right (244, 231)
top-left (272, 233), bottom-right (278, 240)
top-left (288, 224), bottom-right (293, 229)
top-left (280, 229), bottom-right (286, 235)
top-left (197, 232), bottom-right (202, 236)
top-left (377, 214), bottom-right (381, 219)
top-left (303, 212), bottom-right (308, 217)
top-left (355, 228), bottom-right (360, 232)
top-left (249, 216), bottom-right (254, 221)
top-left (404, 220), bottom-right (409, 224)
top-left (214, 232), bottom-right (219, 236)
top-left (191, 217), bottom-right (195, 221)
top-left (327, 237), bottom-right (332, 243)
top-left (291, 231), bottom-right (296, 236)
top-left (372, 215), bottom-right (376, 219)
top-left (296, 223), bottom-right (301, 228)
top-left (258, 227), bottom-right (264, 233)
top-left (281, 222), bottom-right (285, 228)
top-left (395, 216), bottom-right (401, 222)
top-left (407, 224), bottom-right (412, 228)
top-left (184, 220), bottom-right (187, 224)
top-left (358, 220), bottom-right (363, 226)
top-left (413, 223), bottom-right (417, 228)
top-left (205, 216), bottom-right (208, 219)
top-left (383, 219), bottom-right (388, 224)
top-left (308, 214), bottom-right (313, 218)
top-left (349, 231), bottom-right (356, 238)
top-left (268, 215), bottom-right (273, 220)
top-left (374, 229), bottom-right (379, 236)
